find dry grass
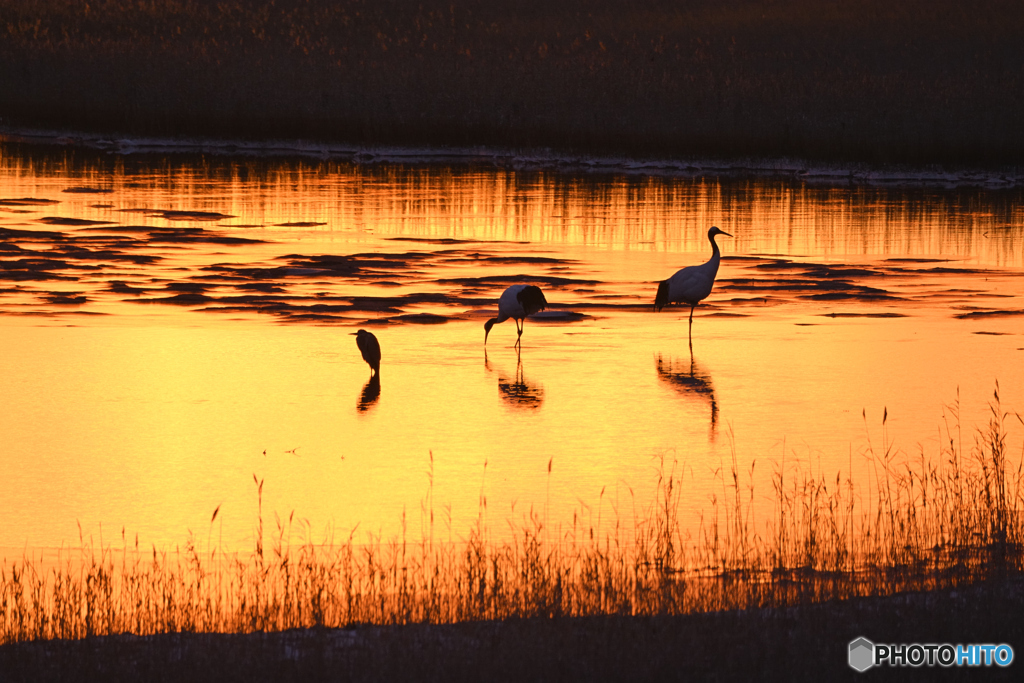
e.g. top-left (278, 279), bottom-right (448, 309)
top-left (2, 386), bottom-right (1022, 645)
top-left (1, 0), bottom-right (1023, 163)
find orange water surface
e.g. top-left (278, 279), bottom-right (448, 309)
top-left (1, 145), bottom-right (1022, 555)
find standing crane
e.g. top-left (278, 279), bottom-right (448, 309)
top-left (484, 284), bottom-right (548, 347)
top-left (654, 226), bottom-right (732, 349)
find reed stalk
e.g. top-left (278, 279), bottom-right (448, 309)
top-left (2, 388), bottom-right (1021, 643)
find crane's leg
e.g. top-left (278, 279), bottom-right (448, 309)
top-left (515, 318), bottom-right (524, 348)
top-left (688, 305), bottom-right (695, 354)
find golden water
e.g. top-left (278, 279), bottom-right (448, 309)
top-left (1, 145), bottom-right (1022, 554)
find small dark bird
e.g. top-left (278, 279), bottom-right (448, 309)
top-left (654, 226), bottom-right (732, 348)
top-left (484, 284), bottom-right (548, 347)
top-left (353, 329), bottom-right (381, 376)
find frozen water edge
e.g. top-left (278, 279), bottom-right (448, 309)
top-left (2, 125), bottom-right (1023, 189)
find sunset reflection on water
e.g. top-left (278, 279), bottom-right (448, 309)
top-left (1, 145), bottom-right (1022, 555)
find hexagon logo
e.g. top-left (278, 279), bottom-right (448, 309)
top-left (849, 637), bottom-right (875, 672)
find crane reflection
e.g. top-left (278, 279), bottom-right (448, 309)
top-left (485, 349), bottom-right (544, 411)
top-left (655, 353), bottom-right (718, 439)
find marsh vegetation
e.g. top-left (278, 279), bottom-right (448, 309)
top-left (2, 389), bottom-right (1021, 645)
top-left (1, 0), bottom-right (1023, 164)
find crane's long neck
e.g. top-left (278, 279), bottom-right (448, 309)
top-left (484, 315), bottom-right (505, 344)
top-left (706, 234), bottom-right (722, 273)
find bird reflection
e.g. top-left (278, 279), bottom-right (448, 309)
top-left (356, 374), bottom-right (381, 413)
top-left (485, 349), bottom-right (544, 411)
top-left (655, 353), bottom-right (718, 439)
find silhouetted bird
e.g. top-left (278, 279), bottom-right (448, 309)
top-left (654, 226), bottom-right (732, 348)
top-left (353, 329), bottom-right (381, 376)
top-left (484, 284), bottom-right (548, 347)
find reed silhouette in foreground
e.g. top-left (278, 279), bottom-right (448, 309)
top-left (1, 387), bottom-right (1021, 643)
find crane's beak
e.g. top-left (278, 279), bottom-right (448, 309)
top-left (720, 229), bottom-right (733, 237)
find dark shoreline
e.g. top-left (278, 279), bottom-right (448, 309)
top-left (2, 0), bottom-right (1023, 167)
top-left (3, 129), bottom-right (1024, 190)
top-left (2, 578), bottom-right (1022, 682)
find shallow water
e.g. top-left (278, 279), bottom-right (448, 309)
top-left (1, 144), bottom-right (1022, 553)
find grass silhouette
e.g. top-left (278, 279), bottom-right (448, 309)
top-left (2, 386), bottom-right (1020, 643)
